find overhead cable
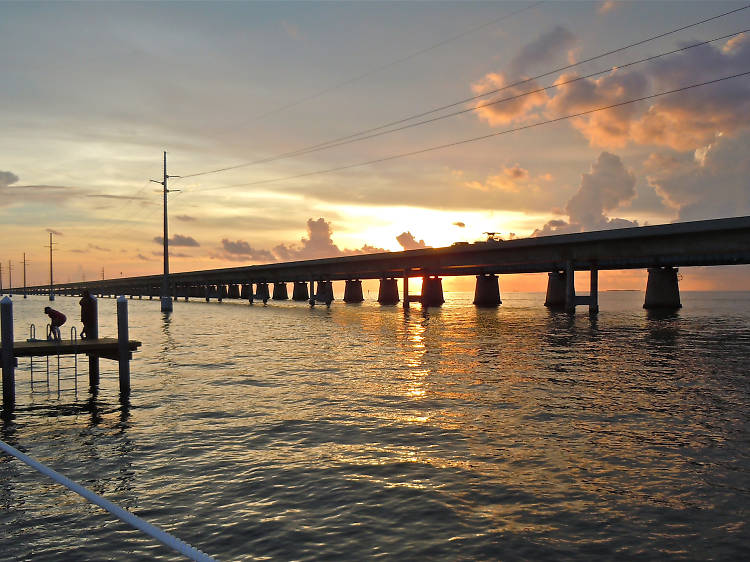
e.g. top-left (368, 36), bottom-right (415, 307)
top-left (179, 3), bottom-right (750, 179)
top-left (190, 70), bottom-right (750, 192)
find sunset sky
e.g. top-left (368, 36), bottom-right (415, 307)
top-left (2, 0), bottom-right (749, 291)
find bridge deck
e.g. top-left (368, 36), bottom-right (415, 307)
top-left (5, 338), bottom-right (142, 358)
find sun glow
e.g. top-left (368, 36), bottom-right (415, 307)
top-left (328, 204), bottom-right (545, 251)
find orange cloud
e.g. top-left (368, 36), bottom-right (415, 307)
top-left (471, 72), bottom-right (548, 126)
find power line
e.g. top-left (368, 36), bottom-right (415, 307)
top-left (196, 28), bottom-right (750, 170)
top-left (249, 1), bottom-right (544, 122)
top-left (178, 3), bottom-right (750, 180)
top-left (189, 70), bottom-right (750, 192)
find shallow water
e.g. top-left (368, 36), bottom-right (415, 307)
top-left (1, 291), bottom-right (749, 560)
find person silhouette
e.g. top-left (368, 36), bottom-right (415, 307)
top-left (79, 290), bottom-right (96, 339)
top-left (44, 306), bottom-right (66, 341)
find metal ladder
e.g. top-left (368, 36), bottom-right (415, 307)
top-left (28, 324), bottom-right (80, 394)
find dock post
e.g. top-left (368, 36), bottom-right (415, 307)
top-left (117, 296), bottom-right (130, 395)
top-left (88, 295), bottom-right (100, 388)
top-left (589, 268), bottom-right (599, 314)
top-left (565, 261), bottom-right (576, 313)
top-left (403, 270), bottom-right (410, 309)
top-left (1, 296), bottom-right (15, 409)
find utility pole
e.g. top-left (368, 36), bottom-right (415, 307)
top-left (22, 253), bottom-right (28, 299)
top-left (101, 267), bottom-right (105, 280)
top-left (0, 262), bottom-right (3, 295)
top-left (47, 232), bottom-right (55, 301)
top-left (7, 261), bottom-right (12, 295)
top-left (150, 151), bottom-right (180, 313)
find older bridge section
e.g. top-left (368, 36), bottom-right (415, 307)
top-left (18, 216), bottom-right (750, 312)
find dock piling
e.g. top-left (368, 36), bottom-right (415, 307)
top-left (117, 296), bottom-right (130, 395)
top-left (88, 295), bottom-right (100, 388)
top-left (1, 296), bottom-right (15, 408)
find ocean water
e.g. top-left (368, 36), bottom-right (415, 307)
top-left (1, 291), bottom-right (749, 560)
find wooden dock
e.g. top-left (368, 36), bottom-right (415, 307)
top-left (8, 338), bottom-right (142, 360)
top-left (3, 295), bottom-right (141, 409)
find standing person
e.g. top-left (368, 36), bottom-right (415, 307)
top-left (79, 290), bottom-right (96, 339)
top-left (44, 306), bottom-right (66, 341)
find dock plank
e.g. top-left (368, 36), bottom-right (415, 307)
top-left (4, 338), bottom-right (141, 358)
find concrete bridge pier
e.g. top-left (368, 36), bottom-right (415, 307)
top-left (272, 282), bottom-right (288, 300)
top-left (241, 284), bottom-right (251, 301)
top-left (228, 284), bottom-right (240, 299)
top-left (421, 276), bottom-right (445, 307)
top-left (473, 274), bottom-right (501, 307)
top-left (403, 271), bottom-right (410, 309)
top-left (256, 282), bottom-right (270, 304)
top-left (644, 267), bottom-right (681, 309)
top-left (204, 285), bottom-right (211, 302)
top-left (292, 281), bottom-right (309, 301)
top-left (343, 280), bottom-right (364, 303)
top-left (316, 281), bottom-right (334, 305)
top-left (545, 271), bottom-right (566, 308)
top-left (309, 280), bottom-right (315, 306)
top-left (378, 278), bottom-right (399, 305)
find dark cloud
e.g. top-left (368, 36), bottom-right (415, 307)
top-left (151, 250), bottom-right (192, 258)
top-left (396, 231), bottom-right (429, 250)
top-left (46, 228), bottom-right (63, 236)
top-left (137, 253), bottom-right (151, 261)
top-left (153, 234), bottom-right (200, 247)
top-left (176, 214), bottom-right (197, 222)
top-left (221, 238), bottom-right (274, 261)
top-left (509, 25), bottom-right (578, 77)
top-left (0, 170), bottom-right (19, 187)
top-left (534, 152), bottom-right (638, 235)
top-left (472, 26), bottom-right (578, 126)
top-left (88, 243), bottom-right (109, 252)
top-left (453, 221), bottom-right (466, 228)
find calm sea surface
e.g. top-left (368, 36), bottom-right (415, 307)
top-left (1, 291), bottom-right (749, 560)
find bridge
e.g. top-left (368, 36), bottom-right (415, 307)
top-left (15, 215), bottom-right (750, 313)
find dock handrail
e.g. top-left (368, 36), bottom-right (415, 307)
top-left (0, 439), bottom-right (217, 562)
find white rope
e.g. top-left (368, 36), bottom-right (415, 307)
top-left (0, 439), bottom-right (217, 561)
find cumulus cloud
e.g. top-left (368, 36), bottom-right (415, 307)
top-left (273, 218), bottom-right (385, 261)
top-left (473, 30), bottom-right (750, 153)
top-left (509, 25), bottom-right (578, 77)
top-left (396, 231), bottom-right (429, 250)
top-left (534, 151), bottom-right (638, 235)
top-left (646, 132), bottom-right (750, 221)
top-left (153, 234), bottom-right (200, 247)
top-left (221, 238), bottom-right (274, 262)
top-left (546, 70), bottom-right (649, 148)
top-left (471, 26), bottom-right (577, 126)
top-left (465, 163), bottom-right (537, 193)
top-left (0, 170), bottom-right (19, 187)
top-left (472, 72), bottom-right (549, 126)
